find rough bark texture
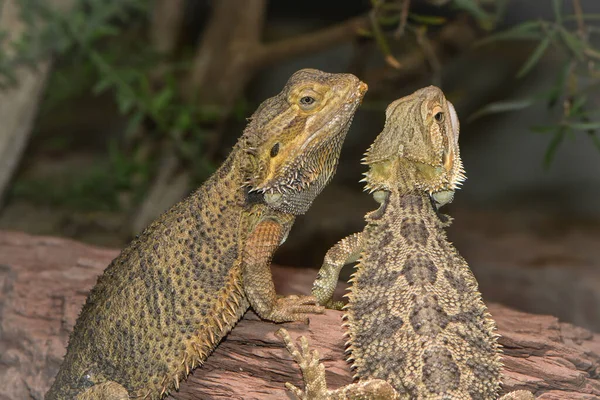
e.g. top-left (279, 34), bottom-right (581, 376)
top-left (0, 230), bottom-right (598, 400)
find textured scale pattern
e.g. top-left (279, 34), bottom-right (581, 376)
top-left (347, 193), bottom-right (501, 399)
top-left (281, 86), bottom-right (534, 400)
top-left (46, 69), bottom-right (367, 400)
top-left (49, 160), bottom-right (251, 399)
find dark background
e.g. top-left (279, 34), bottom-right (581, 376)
top-left (1, 0), bottom-right (599, 331)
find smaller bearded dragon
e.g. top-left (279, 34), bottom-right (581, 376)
top-left (278, 86), bottom-right (535, 400)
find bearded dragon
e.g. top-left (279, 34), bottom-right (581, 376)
top-left (278, 86), bottom-right (534, 399)
top-left (45, 69), bottom-right (367, 400)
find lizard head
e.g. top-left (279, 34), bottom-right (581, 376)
top-left (240, 68), bottom-right (367, 214)
top-left (362, 85), bottom-right (465, 208)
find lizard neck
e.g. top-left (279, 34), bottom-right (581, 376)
top-left (366, 189), bottom-right (442, 231)
top-left (190, 146), bottom-right (259, 210)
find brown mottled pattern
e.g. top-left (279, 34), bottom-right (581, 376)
top-left (282, 86), bottom-right (532, 400)
top-left (49, 160), bottom-right (253, 399)
top-left (347, 193), bottom-right (502, 399)
top-left (46, 69), bottom-right (367, 400)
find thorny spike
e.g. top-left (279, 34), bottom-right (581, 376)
top-left (215, 317), bottom-right (223, 332)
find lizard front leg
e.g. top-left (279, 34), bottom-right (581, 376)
top-left (311, 232), bottom-right (364, 309)
top-left (277, 329), bottom-right (399, 400)
top-left (243, 218), bottom-right (324, 323)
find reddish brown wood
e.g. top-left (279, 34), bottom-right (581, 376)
top-left (0, 230), bottom-right (598, 399)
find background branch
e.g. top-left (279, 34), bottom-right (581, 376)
top-left (253, 15), bottom-right (369, 68)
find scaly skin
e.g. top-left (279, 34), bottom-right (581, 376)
top-left (46, 69), bottom-right (367, 400)
top-left (279, 86), bottom-right (534, 399)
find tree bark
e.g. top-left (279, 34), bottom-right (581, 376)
top-left (1, 230), bottom-right (597, 400)
top-left (0, 0), bottom-right (75, 208)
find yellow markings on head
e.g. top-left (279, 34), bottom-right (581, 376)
top-left (288, 83), bottom-right (331, 115)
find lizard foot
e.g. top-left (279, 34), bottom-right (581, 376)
top-left (267, 295), bottom-right (325, 323)
top-left (323, 299), bottom-right (345, 311)
top-left (499, 390), bottom-right (536, 399)
top-left (276, 328), bottom-right (329, 400)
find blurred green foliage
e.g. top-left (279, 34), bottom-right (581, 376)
top-left (1, 0), bottom-right (600, 212)
top-left (470, 0), bottom-right (600, 167)
top-left (1, 0), bottom-right (215, 210)
top-left (10, 140), bottom-right (148, 211)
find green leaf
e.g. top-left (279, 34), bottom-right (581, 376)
top-left (116, 92), bottom-right (136, 114)
top-left (558, 27), bottom-right (585, 61)
top-left (584, 46), bottom-right (600, 60)
top-left (569, 95), bottom-right (587, 117)
top-left (552, 0), bottom-right (563, 25)
top-left (517, 36), bottom-right (551, 78)
top-left (544, 127), bottom-right (566, 169)
top-left (546, 60), bottom-right (571, 109)
top-left (408, 13), bottom-right (447, 26)
top-left (468, 98), bottom-right (535, 122)
top-left (564, 13), bottom-right (600, 21)
top-left (175, 110), bottom-right (193, 132)
top-left (89, 25), bottom-right (120, 40)
top-left (151, 87), bottom-right (174, 113)
top-left (92, 78), bottom-right (114, 95)
top-left (565, 121), bottom-right (600, 131)
top-left (476, 21), bottom-right (542, 46)
top-left (124, 111), bottom-right (145, 141)
top-left (452, 0), bottom-right (494, 30)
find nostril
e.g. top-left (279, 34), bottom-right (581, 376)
top-left (358, 82), bottom-right (368, 95)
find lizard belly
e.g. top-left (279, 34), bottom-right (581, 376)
top-left (346, 195), bottom-right (502, 399)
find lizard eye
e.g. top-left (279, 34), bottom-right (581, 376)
top-left (299, 96), bottom-right (318, 111)
top-left (300, 96), bottom-right (315, 105)
top-left (434, 112), bottom-right (444, 122)
top-left (270, 143), bottom-right (280, 157)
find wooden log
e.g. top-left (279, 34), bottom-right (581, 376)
top-left (0, 230), bottom-right (599, 399)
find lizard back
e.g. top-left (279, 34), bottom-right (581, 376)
top-left (48, 155), bottom-right (251, 399)
top-left (346, 191), bottom-right (502, 399)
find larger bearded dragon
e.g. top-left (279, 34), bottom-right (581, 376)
top-left (46, 69), bottom-right (367, 400)
top-left (279, 86), bottom-right (534, 399)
